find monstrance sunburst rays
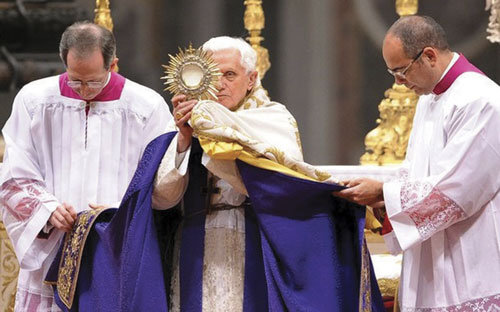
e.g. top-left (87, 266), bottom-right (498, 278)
top-left (161, 43), bottom-right (221, 101)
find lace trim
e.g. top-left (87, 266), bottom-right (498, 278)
top-left (398, 168), bottom-right (409, 182)
top-left (401, 181), bottom-right (465, 240)
top-left (169, 227), bottom-right (244, 312)
top-left (401, 293), bottom-right (500, 312)
top-left (0, 179), bottom-right (58, 222)
top-left (15, 288), bottom-right (60, 312)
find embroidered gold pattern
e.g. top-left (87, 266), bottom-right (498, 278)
top-left (314, 170), bottom-right (332, 182)
top-left (289, 117), bottom-right (303, 154)
top-left (263, 147), bottom-right (286, 164)
top-left (190, 81), bottom-right (340, 184)
top-left (56, 207), bottom-right (108, 308)
top-left (359, 238), bottom-right (372, 312)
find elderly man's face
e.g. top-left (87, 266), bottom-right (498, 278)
top-left (212, 49), bottom-right (257, 110)
top-left (382, 34), bottom-right (435, 95)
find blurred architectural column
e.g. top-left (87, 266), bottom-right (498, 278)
top-left (332, 1), bottom-right (362, 164)
top-left (277, 0), bottom-right (339, 165)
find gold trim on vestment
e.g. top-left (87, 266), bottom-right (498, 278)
top-left (359, 238), bottom-right (373, 312)
top-left (45, 207), bottom-right (110, 309)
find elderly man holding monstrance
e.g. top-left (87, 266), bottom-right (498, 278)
top-left (151, 36), bottom-right (385, 311)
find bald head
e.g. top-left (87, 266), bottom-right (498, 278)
top-left (386, 15), bottom-right (449, 59)
top-left (59, 21), bottom-right (116, 70)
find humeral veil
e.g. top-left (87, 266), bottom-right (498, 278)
top-left (45, 131), bottom-right (384, 311)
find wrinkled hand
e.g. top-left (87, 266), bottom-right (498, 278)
top-left (172, 94), bottom-right (197, 152)
top-left (49, 203), bottom-right (77, 233)
top-left (333, 178), bottom-right (384, 206)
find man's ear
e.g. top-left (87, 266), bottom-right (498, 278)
top-left (423, 48), bottom-right (438, 66)
top-left (110, 57), bottom-right (119, 72)
top-left (247, 70), bottom-right (258, 91)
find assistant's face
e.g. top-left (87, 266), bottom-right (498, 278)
top-left (382, 34), bottom-right (435, 95)
top-left (65, 48), bottom-right (110, 101)
top-left (211, 49), bottom-right (257, 110)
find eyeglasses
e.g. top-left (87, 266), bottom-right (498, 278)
top-left (66, 72), bottom-right (109, 90)
top-left (66, 80), bottom-right (105, 90)
top-left (387, 49), bottom-right (424, 79)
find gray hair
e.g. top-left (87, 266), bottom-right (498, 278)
top-left (59, 21), bottom-right (116, 69)
top-left (388, 15), bottom-right (450, 58)
top-left (202, 36), bottom-right (257, 74)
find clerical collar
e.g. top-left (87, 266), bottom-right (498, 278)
top-left (59, 71), bottom-right (126, 102)
top-left (432, 53), bottom-right (484, 95)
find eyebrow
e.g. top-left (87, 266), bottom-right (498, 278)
top-left (389, 65), bottom-right (406, 72)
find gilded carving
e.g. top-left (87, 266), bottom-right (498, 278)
top-left (94, 0), bottom-right (113, 31)
top-left (377, 278), bottom-right (400, 297)
top-left (361, 84), bottom-right (418, 166)
top-left (0, 221), bottom-right (18, 312)
top-left (244, 0), bottom-right (271, 79)
top-left (94, 0), bottom-right (118, 72)
top-left (395, 0), bottom-right (418, 16)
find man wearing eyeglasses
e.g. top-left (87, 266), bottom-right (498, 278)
top-left (0, 21), bottom-right (171, 311)
top-left (335, 15), bottom-right (500, 311)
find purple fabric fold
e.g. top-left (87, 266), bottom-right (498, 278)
top-left (45, 132), bottom-right (174, 312)
top-left (46, 133), bottom-right (385, 312)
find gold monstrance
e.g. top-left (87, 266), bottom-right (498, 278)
top-left (161, 44), bottom-right (221, 100)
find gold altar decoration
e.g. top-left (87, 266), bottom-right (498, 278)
top-left (161, 44), bottom-right (221, 101)
top-left (0, 222), bottom-right (17, 312)
top-left (486, 0), bottom-right (500, 43)
top-left (244, 0), bottom-right (271, 79)
top-left (360, 0), bottom-right (419, 166)
top-left (395, 0), bottom-right (418, 16)
top-left (377, 278), bottom-right (400, 299)
top-left (360, 84), bottom-right (418, 165)
top-left (94, 0), bottom-right (113, 31)
top-left (94, 0), bottom-right (118, 72)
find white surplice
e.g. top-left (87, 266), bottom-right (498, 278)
top-left (0, 74), bottom-right (171, 312)
top-left (383, 54), bottom-right (500, 311)
top-left (152, 85), bottom-right (304, 311)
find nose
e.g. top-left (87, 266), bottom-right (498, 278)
top-left (215, 77), bottom-right (225, 91)
top-left (395, 75), bottom-right (406, 85)
top-left (79, 84), bottom-right (100, 99)
top-left (79, 85), bottom-right (92, 96)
